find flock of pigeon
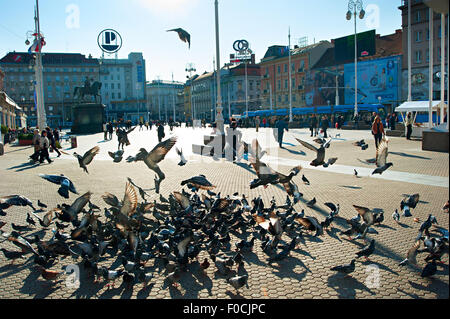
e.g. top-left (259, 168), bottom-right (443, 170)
top-left (0, 127), bottom-right (448, 297)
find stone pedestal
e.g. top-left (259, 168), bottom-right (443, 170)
top-left (71, 103), bottom-right (105, 134)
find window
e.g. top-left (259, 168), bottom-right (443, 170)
top-left (426, 49), bottom-right (429, 62)
top-left (118, 83), bottom-right (121, 89)
top-left (104, 83), bottom-right (108, 89)
top-left (284, 64), bottom-right (288, 73)
top-left (426, 29), bottom-right (429, 40)
top-left (117, 75), bottom-right (120, 80)
top-left (277, 80), bottom-right (281, 90)
top-left (277, 95), bottom-right (281, 102)
top-left (118, 93), bottom-right (121, 99)
top-left (55, 75), bottom-right (61, 82)
top-left (415, 31), bottom-right (422, 42)
top-left (415, 50), bottom-right (422, 63)
top-left (111, 83), bottom-right (114, 89)
top-left (112, 93), bottom-right (115, 99)
top-left (438, 26), bottom-right (441, 38)
top-left (293, 94), bottom-right (296, 102)
top-left (415, 10), bottom-right (421, 23)
top-left (285, 94), bottom-right (288, 102)
top-left (265, 67), bottom-right (269, 75)
top-left (277, 65), bottom-right (281, 74)
top-left (292, 77), bottom-right (296, 88)
top-left (64, 76), bottom-right (69, 82)
top-left (285, 79), bottom-right (288, 89)
top-left (291, 63), bottom-right (295, 72)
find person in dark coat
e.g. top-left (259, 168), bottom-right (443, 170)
top-left (320, 115), bottom-right (330, 138)
top-left (371, 116), bottom-right (385, 149)
top-left (309, 114), bottom-right (318, 137)
top-left (46, 127), bottom-right (61, 157)
top-left (390, 113), bottom-right (397, 131)
top-left (157, 122), bottom-right (165, 143)
top-left (275, 117), bottom-right (289, 148)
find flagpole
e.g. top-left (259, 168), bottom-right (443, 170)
top-left (214, 0), bottom-right (224, 134)
top-left (288, 26), bottom-right (293, 122)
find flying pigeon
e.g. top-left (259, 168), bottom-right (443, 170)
top-left (167, 28), bottom-right (191, 49)
top-left (39, 174), bottom-right (78, 199)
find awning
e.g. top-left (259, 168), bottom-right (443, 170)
top-left (395, 101), bottom-right (445, 113)
top-left (0, 91), bottom-right (21, 110)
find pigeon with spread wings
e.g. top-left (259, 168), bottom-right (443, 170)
top-left (371, 140), bottom-right (393, 175)
top-left (126, 137), bottom-right (177, 194)
top-left (102, 182), bottom-right (138, 217)
top-left (295, 138), bottom-right (335, 167)
top-left (167, 28), bottom-right (191, 49)
top-left (73, 146), bottom-right (100, 174)
top-left (38, 174), bottom-right (78, 199)
top-left (117, 127), bottom-right (136, 150)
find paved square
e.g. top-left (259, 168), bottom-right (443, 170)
top-left (0, 126), bottom-right (448, 299)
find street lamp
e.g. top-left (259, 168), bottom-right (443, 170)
top-left (346, 0), bottom-right (365, 117)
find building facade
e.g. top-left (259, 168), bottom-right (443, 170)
top-left (146, 80), bottom-right (184, 122)
top-left (259, 41), bottom-right (333, 110)
top-left (399, 0), bottom-right (448, 101)
top-left (100, 52), bottom-right (147, 123)
top-left (0, 52), bottom-right (99, 128)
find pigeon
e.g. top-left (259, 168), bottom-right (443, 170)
top-left (137, 270), bottom-right (153, 288)
top-left (306, 197), bottom-right (316, 208)
top-left (353, 140), bottom-right (366, 147)
top-left (296, 216), bottom-right (323, 237)
top-left (432, 225), bottom-right (449, 241)
top-left (373, 212), bottom-right (384, 225)
top-left (37, 266), bottom-right (64, 282)
top-left (295, 138), bottom-right (334, 167)
top-left (181, 175), bottom-right (216, 190)
top-left (101, 267), bottom-right (124, 288)
top-left (0, 195), bottom-right (36, 211)
top-left (331, 259), bottom-right (356, 276)
top-left (167, 28), bottom-right (191, 49)
top-left (352, 205), bottom-right (375, 227)
top-left (176, 147), bottom-right (187, 166)
top-left (38, 200), bottom-right (47, 208)
top-left (126, 137), bottom-right (177, 194)
top-left (127, 177), bottom-right (150, 202)
top-left (227, 274), bottom-right (249, 291)
top-left (355, 239), bottom-right (375, 261)
top-left (108, 150), bottom-right (125, 163)
top-left (399, 240), bottom-right (421, 266)
top-left (420, 261), bottom-right (437, 278)
top-left (73, 146), bottom-right (100, 174)
top-left (392, 209), bottom-right (400, 224)
top-left (167, 267), bottom-right (181, 288)
top-left (38, 174), bottom-right (78, 199)
top-left (401, 194), bottom-right (420, 212)
top-left (11, 223), bottom-right (32, 233)
top-left (302, 175), bottom-right (310, 185)
top-left (443, 200), bottom-right (449, 213)
top-left (122, 271), bottom-right (135, 289)
top-left (371, 141), bottom-right (393, 175)
top-left (416, 214), bottom-right (438, 241)
top-left (26, 212), bottom-right (36, 227)
top-left (354, 169), bottom-right (359, 177)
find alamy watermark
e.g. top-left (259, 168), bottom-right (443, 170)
top-left (65, 4), bottom-right (80, 29)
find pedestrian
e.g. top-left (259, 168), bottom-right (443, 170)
top-left (275, 117), bottom-right (289, 148)
top-left (145, 122), bottom-right (149, 130)
top-left (139, 121), bottom-right (144, 131)
top-left (149, 121), bottom-right (153, 131)
top-left (107, 122), bottom-right (113, 140)
top-left (405, 112), bottom-right (413, 140)
top-left (370, 112), bottom-right (377, 125)
top-left (371, 115), bottom-right (385, 149)
top-left (30, 129), bottom-right (41, 163)
top-left (53, 127), bottom-right (60, 144)
top-left (390, 113), bottom-right (397, 131)
top-left (321, 115), bottom-right (330, 138)
top-left (157, 121), bottom-right (165, 143)
top-left (262, 117), bottom-right (267, 128)
top-left (309, 114), bottom-right (318, 137)
top-left (255, 116), bottom-right (260, 132)
top-left (39, 130), bottom-right (52, 164)
top-left (46, 127), bottom-right (61, 157)
top-left (103, 122), bottom-right (108, 140)
top-left (353, 113), bottom-right (360, 130)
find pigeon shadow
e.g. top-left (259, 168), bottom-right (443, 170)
top-left (339, 185), bottom-right (363, 190)
top-left (325, 227), bottom-right (343, 243)
top-left (19, 269), bottom-right (63, 299)
top-left (390, 152), bottom-right (431, 160)
top-left (283, 148), bottom-right (306, 156)
top-left (408, 279), bottom-right (449, 299)
top-left (136, 283), bottom-right (154, 299)
top-left (327, 273), bottom-right (375, 299)
top-left (270, 255), bottom-right (311, 276)
top-left (374, 224), bottom-right (396, 231)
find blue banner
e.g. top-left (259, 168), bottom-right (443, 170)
top-left (344, 55), bottom-right (400, 105)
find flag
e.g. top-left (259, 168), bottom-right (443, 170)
top-left (12, 54), bottom-right (22, 62)
top-left (28, 36), bottom-right (46, 53)
top-left (167, 28), bottom-right (191, 49)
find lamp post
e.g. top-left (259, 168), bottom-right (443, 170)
top-left (185, 64), bottom-right (196, 122)
top-left (214, 0), bottom-right (224, 134)
top-left (288, 27), bottom-right (293, 122)
top-left (346, 0), bottom-right (365, 117)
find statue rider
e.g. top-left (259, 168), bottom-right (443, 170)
top-left (84, 77), bottom-right (92, 91)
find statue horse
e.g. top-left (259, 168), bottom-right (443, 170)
top-left (73, 81), bottom-right (102, 103)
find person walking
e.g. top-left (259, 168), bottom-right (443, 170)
top-left (149, 121), bottom-right (153, 131)
top-left (275, 117), bottom-right (289, 148)
top-left (309, 114), bottom-right (318, 137)
top-left (103, 122), bottom-right (108, 140)
top-left (321, 115), bottom-right (330, 138)
top-left (157, 121), bottom-right (165, 143)
top-left (30, 129), bottom-right (41, 163)
top-left (145, 121), bottom-right (149, 130)
top-left (139, 121), bottom-right (144, 131)
top-left (353, 113), bottom-right (360, 130)
top-left (107, 122), bottom-right (113, 140)
top-left (405, 112), bottom-right (413, 140)
top-left (262, 117), bottom-right (267, 128)
top-left (46, 127), bottom-right (61, 158)
top-left (371, 115), bottom-right (385, 149)
top-left (39, 130), bottom-right (52, 164)
top-left (255, 116), bottom-right (260, 133)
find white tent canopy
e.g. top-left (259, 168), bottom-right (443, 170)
top-left (395, 101), bottom-right (445, 113)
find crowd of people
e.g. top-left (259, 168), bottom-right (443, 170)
top-left (29, 126), bottom-right (61, 164)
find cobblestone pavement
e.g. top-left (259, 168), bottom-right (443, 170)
top-left (0, 126), bottom-right (448, 299)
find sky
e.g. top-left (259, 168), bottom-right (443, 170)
top-left (0, 0), bottom-right (403, 83)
